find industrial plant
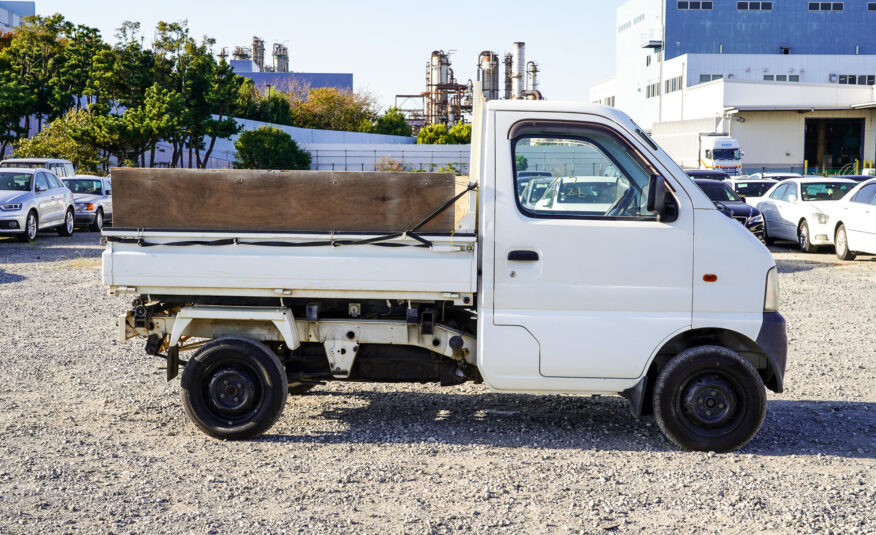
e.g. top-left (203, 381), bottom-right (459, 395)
top-left (397, 42), bottom-right (544, 130)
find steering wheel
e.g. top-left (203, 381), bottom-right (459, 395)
top-left (605, 187), bottom-right (639, 217)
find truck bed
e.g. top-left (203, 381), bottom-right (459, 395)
top-left (102, 229), bottom-right (478, 305)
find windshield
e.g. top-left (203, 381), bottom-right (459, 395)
top-left (800, 182), bottom-right (856, 201)
top-left (712, 148), bottom-right (741, 161)
top-left (697, 181), bottom-right (743, 202)
top-left (63, 178), bottom-right (102, 195)
top-left (734, 182), bottom-right (775, 197)
top-left (0, 162), bottom-right (47, 169)
top-left (557, 181), bottom-right (619, 204)
top-left (0, 172), bottom-right (33, 191)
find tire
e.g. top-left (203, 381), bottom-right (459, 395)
top-left (18, 211), bottom-right (38, 242)
top-left (288, 382), bottom-right (316, 395)
top-left (89, 208), bottom-right (104, 232)
top-left (57, 208), bottom-right (74, 237)
top-left (834, 224), bottom-right (856, 261)
top-left (653, 345), bottom-right (766, 452)
top-left (762, 221), bottom-right (775, 246)
top-left (797, 220), bottom-right (817, 253)
top-left (180, 337), bottom-right (288, 440)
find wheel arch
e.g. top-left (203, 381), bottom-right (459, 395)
top-left (638, 327), bottom-right (781, 416)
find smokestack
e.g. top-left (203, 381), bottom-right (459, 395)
top-left (511, 42), bottom-right (525, 99)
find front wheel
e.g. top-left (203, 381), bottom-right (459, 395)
top-left (762, 221), bottom-right (775, 246)
top-left (834, 224), bottom-right (856, 261)
top-left (653, 345), bottom-right (766, 452)
top-left (89, 208), bottom-right (104, 232)
top-left (180, 337), bottom-right (288, 440)
top-left (18, 211), bottom-right (38, 242)
top-left (57, 208), bottom-right (74, 237)
top-left (797, 220), bottom-right (817, 253)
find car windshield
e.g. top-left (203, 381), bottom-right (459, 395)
top-left (734, 181), bottom-right (775, 197)
top-left (557, 181), bottom-right (618, 204)
top-left (0, 172), bottom-right (32, 191)
top-left (697, 181), bottom-right (743, 202)
top-left (712, 149), bottom-right (740, 160)
top-left (0, 162), bottom-right (47, 169)
top-left (62, 179), bottom-right (102, 195)
top-left (800, 182), bottom-right (856, 201)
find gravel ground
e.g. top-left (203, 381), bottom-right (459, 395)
top-left (0, 232), bottom-right (873, 535)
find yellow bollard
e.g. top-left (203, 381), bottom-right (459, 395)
top-left (804, 160), bottom-right (808, 175)
top-left (856, 160), bottom-right (859, 174)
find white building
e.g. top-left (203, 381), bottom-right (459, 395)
top-left (0, 1), bottom-right (34, 32)
top-left (592, 0), bottom-right (876, 172)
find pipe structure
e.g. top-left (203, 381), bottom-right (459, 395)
top-left (511, 42), bottom-right (525, 99)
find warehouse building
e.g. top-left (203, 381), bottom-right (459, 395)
top-left (0, 1), bottom-right (35, 32)
top-left (591, 0), bottom-right (876, 172)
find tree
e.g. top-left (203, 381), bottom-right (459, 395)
top-left (0, 75), bottom-right (35, 155)
top-left (515, 154), bottom-right (528, 171)
top-left (13, 109), bottom-right (101, 172)
top-left (290, 87), bottom-right (378, 132)
top-left (448, 121), bottom-right (471, 144)
top-left (372, 107), bottom-right (412, 137)
top-left (234, 126), bottom-right (311, 170)
top-left (257, 91), bottom-right (292, 125)
top-left (416, 123), bottom-right (450, 144)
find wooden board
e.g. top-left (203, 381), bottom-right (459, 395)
top-left (111, 168), bottom-right (464, 233)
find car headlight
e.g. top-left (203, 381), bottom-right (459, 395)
top-left (0, 203), bottom-right (22, 211)
top-left (74, 202), bottom-right (95, 211)
top-left (813, 212), bottom-right (829, 224)
top-left (749, 214), bottom-right (763, 224)
top-left (764, 266), bottom-right (779, 313)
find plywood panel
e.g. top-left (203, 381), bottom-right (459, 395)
top-left (111, 168), bottom-right (462, 233)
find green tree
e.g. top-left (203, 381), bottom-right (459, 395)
top-left (373, 107), bottom-right (412, 137)
top-left (13, 108), bottom-right (100, 172)
top-left (0, 75), bottom-right (35, 155)
top-left (416, 123), bottom-right (451, 144)
top-left (515, 154), bottom-right (528, 171)
top-left (234, 126), bottom-right (311, 170)
top-left (257, 91), bottom-right (293, 125)
top-left (448, 121), bottom-right (471, 144)
top-left (290, 87), bottom-right (378, 131)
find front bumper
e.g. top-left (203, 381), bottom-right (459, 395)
top-left (0, 213), bottom-right (26, 234)
top-left (756, 312), bottom-right (787, 393)
top-left (808, 220), bottom-right (833, 246)
top-left (74, 211), bottom-right (98, 225)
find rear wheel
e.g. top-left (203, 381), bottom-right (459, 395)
top-left (89, 208), bottom-right (104, 232)
top-left (57, 209), bottom-right (74, 237)
top-left (834, 224), bottom-right (856, 261)
top-left (653, 345), bottom-right (766, 452)
top-left (797, 220), bottom-right (817, 253)
top-left (18, 211), bottom-right (38, 242)
top-left (180, 337), bottom-right (288, 440)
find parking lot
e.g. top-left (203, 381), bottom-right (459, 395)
top-left (0, 232), bottom-right (873, 534)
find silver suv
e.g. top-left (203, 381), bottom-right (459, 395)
top-left (0, 168), bottom-right (75, 242)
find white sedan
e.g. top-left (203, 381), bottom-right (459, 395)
top-left (825, 177), bottom-right (876, 260)
top-left (756, 177), bottom-right (857, 252)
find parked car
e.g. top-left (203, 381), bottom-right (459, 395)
top-left (532, 176), bottom-right (626, 214)
top-left (62, 176), bottom-right (112, 231)
top-left (825, 177), bottom-right (876, 260)
top-left (832, 175), bottom-right (873, 183)
top-left (724, 177), bottom-right (778, 202)
top-left (685, 169), bottom-right (731, 180)
top-left (0, 168), bottom-right (75, 242)
top-left (516, 171), bottom-right (552, 196)
top-left (755, 177), bottom-right (857, 251)
top-left (693, 179), bottom-right (765, 241)
top-left (0, 158), bottom-right (76, 179)
top-left (518, 174), bottom-right (554, 209)
top-left (747, 172), bottom-right (802, 181)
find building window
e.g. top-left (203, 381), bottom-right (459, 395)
top-left (809, 2), bottom-right (844, 10)
top-left (646, 82), bottom-right (661, 98)
top-left (763, 74), bottom-right (774, 80)
top-left (789, 75), bottom-right (800, 82)
top-left (678, 1), bottom-right (713, 9)
top-left (664, 76), bottom-right (683, 94)
top-left (618, 21), bottom-right (632, 32)
top-left (698, 74), bottom-right (723, 83)
top-left (634, 14), bottom-right (646, 24)
top-left (775, 74), bottom-right (787, 81)
top-left (836, 74), bottom-right (875, 85)
top-left (738, 1), bottom-right (773, 10)
top-left (646, 55), bottom-right (652, 67)
top-left (868, 2), bottom-right (876, 10)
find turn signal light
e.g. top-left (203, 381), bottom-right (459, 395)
top-left (703, 274), bottom-right (718, 282)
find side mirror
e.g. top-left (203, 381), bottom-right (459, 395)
top-left (35, 185), bottom-right (47, 193)
top-left (647, 174), bottom-right (678, 222)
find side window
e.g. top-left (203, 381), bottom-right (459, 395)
top-left (48, 164), bottom-right (62, 177)
top-left (35, 173), bottom-right (49, 192)
top-left (64, 164), bottom-right (75, 177)
top-left (104, 180), bottom-right (111, 195)
top-left (851, 184), bottom-right (876, 205)
top-left (511, 125), bottom-right (657, 219)
top-left (47, 174), bottom-right (63, 190)
top-left (770, 184), bottom-right (788, 200)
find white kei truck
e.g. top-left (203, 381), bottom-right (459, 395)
top-left (102, 94), bottom-right (787, 452)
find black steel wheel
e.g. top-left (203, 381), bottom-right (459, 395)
top-left (18, 211), bottom-right (38, 242)
top-left (90, 208), bottom-right (104, 232)
top-left (653, 345), bottom-right (766, 452)
top-left (797, 220), bottom-right (816, 253)
top-left (57, 208), bottom-right (74, 237)
top-left (835, 224), bottom-right (856, 261)
top-left (180, 337), bottom-right (288, 440)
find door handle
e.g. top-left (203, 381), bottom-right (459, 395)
top-left (508, 250), bottom-right (539, 261)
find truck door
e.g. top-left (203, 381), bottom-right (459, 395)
top-left (490, 113), bottom-right (694, 379)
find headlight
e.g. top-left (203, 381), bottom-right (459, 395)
top-left (749, 214), bottom-right (763, 224)
top-left (75, 202), bottom-right (95, 211)
top-left (813, 212), bottom-right (829, 224)
top-left (764, 266), bottom-right (779, 313)
top-left (0, 203), bottom-right (22, 211)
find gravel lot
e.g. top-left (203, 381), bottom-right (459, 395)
top-left (0, 232), bottom-right (873, 534)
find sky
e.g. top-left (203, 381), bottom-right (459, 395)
top-left (35, 0), bottom-right (625, 111)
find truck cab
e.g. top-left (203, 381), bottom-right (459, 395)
top-left (699, 135), bottom-right (742, 176)
top-left (103, 97), bottom-right (786, 452)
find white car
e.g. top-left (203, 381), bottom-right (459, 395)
top-left (826, 177), bottom-right (876, 260)
top-left (747, 172), bottom-right (803, 182)
top-left (723, 177), bottom-right (778, 204)
top-left (756, 178), bottom-right (857, 252)
top-left (62, 176), bottom-right (112, 232)
top-left (533, 176), bottom-right (627, 214)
